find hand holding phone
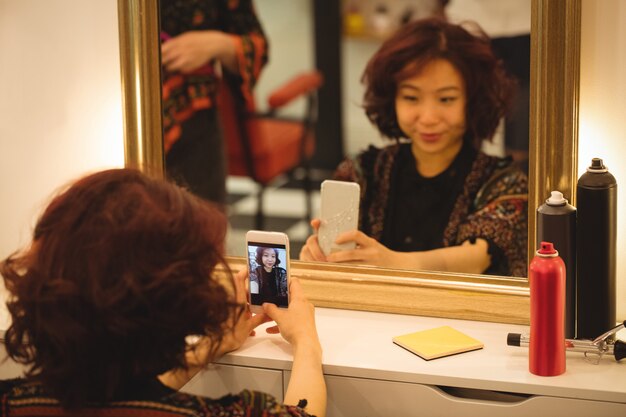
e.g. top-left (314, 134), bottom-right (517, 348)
top-left (318, 180), bottom-right (360, 256)
top-left (246, 230), bottom-right (290, 313)
top-left (261, 278), bottom-right (316, 338)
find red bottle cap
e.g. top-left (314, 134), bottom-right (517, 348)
top-left (536, 241), bottom-right (558, 257)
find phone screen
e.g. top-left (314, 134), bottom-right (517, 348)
top-left (247, 242), bottom-right (289, 308)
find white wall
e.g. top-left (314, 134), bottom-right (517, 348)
top-left (0, 0), bottom-right (124, 259)
top-left (579, 0), bottom-right (626, 320)
top-left (254, 0), bottom-right (314, 115)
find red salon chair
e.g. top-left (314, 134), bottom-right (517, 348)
top-left (217, 70), bottom-right (324, 230)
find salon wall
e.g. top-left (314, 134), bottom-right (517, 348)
top-left (579, 0), bottom-right (626, 320)
top-left (0, 0), bottom-right (124, 259)
top-left (254, 0), bottom-right (314, 117)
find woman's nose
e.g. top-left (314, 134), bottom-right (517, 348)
top-left (415, 102), bottom-right (439, 125)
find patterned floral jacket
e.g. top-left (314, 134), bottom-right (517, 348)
top-left (0, 379), bottom-right (312, 417)
top-left (334, 144), bottom-right (528, 277)
top-left (160, 0), bottom-right (268, 152)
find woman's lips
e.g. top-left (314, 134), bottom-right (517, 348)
top-left (420, 133), bottom-right (441, 142)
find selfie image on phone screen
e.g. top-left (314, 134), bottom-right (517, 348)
top-left (247, 242), bottom-right (289, 308)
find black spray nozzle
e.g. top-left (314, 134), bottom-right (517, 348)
top-left (590, 158), bottom-right (606, 170)
top-left (614, 340), bottom-right (626, 362)
top-left (507, 333), bottom-right (521, 347)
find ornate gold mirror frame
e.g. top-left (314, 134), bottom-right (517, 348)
top-left (117, 0), bottom-right (580, 325)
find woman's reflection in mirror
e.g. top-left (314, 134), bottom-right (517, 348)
top-left (160, 0), bottom-right (268, 207)
top-left (301, 18), bottom-right (528, 277)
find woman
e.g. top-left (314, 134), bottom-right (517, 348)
top-left (0, 169), bottom-right (325, 416)
top-left (253, 247), bottom-right (288, 307)
top-left (161, 0), bottom-right (268, 206)
top-left (301, 18), bottom-right (527, 277)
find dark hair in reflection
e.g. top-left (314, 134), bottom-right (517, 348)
top-left (362, 17), bottom-right (515, 148)
top-left (0, 168), bottom-right (239, 407)
top-left (255, 246), bottom-right (281, 266)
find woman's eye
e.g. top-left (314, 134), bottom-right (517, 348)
top-left (440, 96), bottom-right (458, 103)
top-left (401, 95), bottom-right (418, 102)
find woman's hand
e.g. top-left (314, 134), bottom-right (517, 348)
top-left (262, 277), bottom-right (321, 352)
top-left (326, 230), bottom-right (403, 268)
top-left (299, 219), bottom-right (328, 262)
top-left (300, 223), bottom-right (406, 269)
top-left (302, 226), bottom-right (430, 271)
top-left (161, 30), bottom-right (236, 73)
top-left (328, 233), bottom-right (490, 273)
top-left (264, 278), bottom-right (326, 416)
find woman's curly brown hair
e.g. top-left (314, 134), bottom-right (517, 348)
top-left (362, 17), bottom-right (516, 149)
top-left (0, 168), bottom-right (239, 407)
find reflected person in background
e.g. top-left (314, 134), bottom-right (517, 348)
top-left (301, 18), bottom-right (528, 277)
top-left (161, 0), bottom-right (268, 207)
top-left (0, 169), bottom-right (325, 417)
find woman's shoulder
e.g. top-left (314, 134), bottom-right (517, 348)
top-left (358, 143), bottom-right (403, 165)
top-left (482, 153), bottom-right (527, 187)
top-left (334, 143), bottom-right (402, 181)
top-left (473, 152), bottom-right (528, 206)
top-left (474, 151), bottom-right (522, 171)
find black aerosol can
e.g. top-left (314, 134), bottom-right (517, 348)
top-left (537, 191), bottom-right (576, 339)
top-left (576, 158), bottom-right (617, 340)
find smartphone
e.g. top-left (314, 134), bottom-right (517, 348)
top-left (318, 180), bottom-right (360, 256)
top-left (246, 230), bottom-right (290, 313)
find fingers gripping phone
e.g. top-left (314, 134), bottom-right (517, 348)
top-left (318, 180), bottom-right (360, 256)
top-left (246, 230), bottom-right (290, 313)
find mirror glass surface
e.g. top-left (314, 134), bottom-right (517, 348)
top-left (121, 0), bottom-right (578, 321)
top-left (158, 0), bottom-right (531, 278)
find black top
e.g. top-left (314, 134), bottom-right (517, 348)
top-left (252, 266), bottom-right (288, 307)
top-left (382, 141), bottom-right (477, 252)
top-left (259, 267), bottom-right (279, 299)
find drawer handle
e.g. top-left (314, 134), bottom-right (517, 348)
top-left (437, 385), bottom-right (533, 404)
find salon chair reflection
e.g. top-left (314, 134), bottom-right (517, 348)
top-left (219, 70), bottom-right (324, 231)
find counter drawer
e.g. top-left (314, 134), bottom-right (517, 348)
top-left (181, 363), bottom-right (284, 401)
top-left (319, 374), bottom-right (625, 417)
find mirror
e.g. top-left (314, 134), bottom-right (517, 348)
top-left (117, 0), bottom-right (580, 323)
top-left (242, 0), bottom-right (532, 277)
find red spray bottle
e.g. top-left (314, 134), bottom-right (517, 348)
top-left (529, 241), bottom-right (566, 376)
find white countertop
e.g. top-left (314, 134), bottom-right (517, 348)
top-left (1, 285), bottom-right (624, 403)
top-left (218, 307), bottom-right (626, 403)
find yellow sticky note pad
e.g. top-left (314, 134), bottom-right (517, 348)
top-left (392, 326), bottom-right (484, 360)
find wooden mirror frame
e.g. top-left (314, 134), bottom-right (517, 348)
top-left (117, 0), bottom-right (580, 325)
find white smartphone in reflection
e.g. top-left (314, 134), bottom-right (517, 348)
top-left (318, 180), bottom-right (360, 256)
top-left (246, 230), bottom-right (290, 313)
